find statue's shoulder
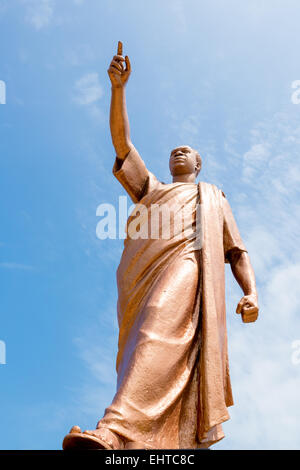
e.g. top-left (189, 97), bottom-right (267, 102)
top-left (198, 181), bottom-right (226, 198)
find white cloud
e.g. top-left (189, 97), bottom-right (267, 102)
top-left (0, 262), bottom-right (35, 271)
top-left (214, 108), bottom-right (300, 449)
top-left (216, 263), bottom-right (300, 449)
top-left (171, 0), bottom-right (187, 32)
top-left (71, 304), bottom-right (119, 420)
top-left (241, 112), bottom-right (300, 194)
top-left (0, 0), bottom-right (9, 17)
top-left (22, 0), bottom-right (54, 30)
top-left (64, 45), bottom-right (94, 67)
top-left (242, 143), bottom-right (271, 180)
top-left (74, 338), bottom-right (116, 386)
top-left (73, 73), bottom-right (103, 106)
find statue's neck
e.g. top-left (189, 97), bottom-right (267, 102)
top-left (172, 174), bottom-right (196, 183)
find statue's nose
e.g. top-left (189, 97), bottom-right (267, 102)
top-left (174, 153), bottom-right (185, 159)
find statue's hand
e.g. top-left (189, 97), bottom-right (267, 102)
top-left (108, 41), bottom-right (131, 88)
top-left (236, 293), bottom-right (259, 323)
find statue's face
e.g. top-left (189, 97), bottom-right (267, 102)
top-left (169, 146), bottom-right (200, 176)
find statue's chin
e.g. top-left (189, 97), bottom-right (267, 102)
top-left (171, 170), bottom-right (192, 177)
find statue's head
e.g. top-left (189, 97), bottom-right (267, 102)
top-left (169, 146), bottom-right (202, 178)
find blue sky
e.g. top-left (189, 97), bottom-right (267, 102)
top-left (0, 0), bottom-right (300, 450)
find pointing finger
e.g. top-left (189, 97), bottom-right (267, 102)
top-left (117, 41), bottom-right (123, 56)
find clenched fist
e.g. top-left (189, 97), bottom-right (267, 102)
top-left (108, 41), bottom-right (131, 88)
top-left (236, 293), bottom-right (259, 323)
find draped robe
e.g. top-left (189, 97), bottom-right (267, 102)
top-left (98, 147), bottom-right (247, 448)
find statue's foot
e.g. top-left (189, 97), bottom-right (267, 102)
top-left (124, 441), bottom-right (154, 450)
top-left (62, 425), bottom-right (124, 450)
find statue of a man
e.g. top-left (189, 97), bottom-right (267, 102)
top-left (63, 42), bottom-right (259, 450)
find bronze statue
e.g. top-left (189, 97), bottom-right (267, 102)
top-left (63, 42), bottom-right (259, 450)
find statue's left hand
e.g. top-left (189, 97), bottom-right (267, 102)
top-left (236, 293), bottom-right (259, 323)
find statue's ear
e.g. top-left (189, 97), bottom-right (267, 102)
top-left (195, 163), bottom-right (201, 175)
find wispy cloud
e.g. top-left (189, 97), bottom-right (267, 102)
top-left (71, 305), bottom-right (119, 420)
top-left (72, 72), bottom-right (104, 122)
top-left (218, 264), bottom-right (300, 449)
top-left (0, 0), bottom-right (9, 17)
top-left (242, 143), bottom-right (271, 180)
top-left (171, 0), bottom-right (187, 32)
top-left (64, 45), bottom-right (95, 67)
top-left (73, 73), bottom-right (103, 106)
top-left (22, 0), bottom-right (54, 30)
top-left (0, 262), bottom-right (35, 271)
top-left (215, 107), bottom-right (300, 449)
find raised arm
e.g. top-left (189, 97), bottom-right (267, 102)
top-left (107, 41), bottom-right (132, 160)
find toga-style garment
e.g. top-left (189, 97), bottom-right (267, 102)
top-left (98, 147), bottom-right (247, 448)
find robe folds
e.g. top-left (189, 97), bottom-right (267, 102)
top-left (98, 147), bottom-right (247, 448)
